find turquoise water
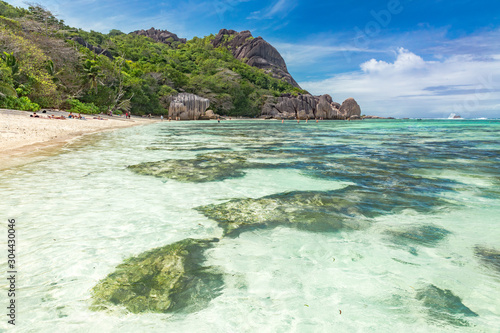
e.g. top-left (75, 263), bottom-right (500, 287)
top-left (1, 119), bottom-right (499, 332)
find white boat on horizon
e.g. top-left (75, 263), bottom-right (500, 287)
top-left (448, 113), bottom-right (462, 119)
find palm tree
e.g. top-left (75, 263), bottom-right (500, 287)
top-left (0, 82), bottom-right (17, 98)
top-left (82, 58), bottom-right (103, 93)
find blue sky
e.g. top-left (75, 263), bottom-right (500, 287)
top-left (8, 0), bottom-right (500, 117)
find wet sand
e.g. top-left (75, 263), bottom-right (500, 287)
top-left (0, 109), bottom-right (158, 170)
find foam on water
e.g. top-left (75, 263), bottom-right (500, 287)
top-left (1, 119), bottom-right (499, 332)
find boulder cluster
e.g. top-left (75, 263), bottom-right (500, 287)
top-left (130, 27), bottom-right (187, 46)
top-left (262, 94), bottom-right (361, 120)
top-left (167, 92), bottom-right (361, 120)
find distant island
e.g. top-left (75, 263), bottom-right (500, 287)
top-left (0, 2), bottom-right (361, 120)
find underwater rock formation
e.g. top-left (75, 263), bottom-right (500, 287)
top-left (91, 238), bottom-right (223, 314)
top-left (168, 93), bottom-right (210, 120)
top-left (385, 225), bottom-right (451, 247)
top-left (474, 246), bottom-right (500, 273)
top-left (416, 284), bottom-right (478, 327)
top-left (196, 185), bottom-right (440, 237)
top-left (128, 152), bottom-right (252, 182)
top-left (128, 150), bottom-right (299, 182)
top-left (196, 184), bottom-right (454, 237)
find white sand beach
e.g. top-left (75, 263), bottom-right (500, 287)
top-left (0, 109), bottom-right (158, 169)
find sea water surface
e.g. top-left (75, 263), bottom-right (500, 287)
top-left (1, 119), bottom-right (499, 332)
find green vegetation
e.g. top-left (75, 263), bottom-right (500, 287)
top-left (67, 98), bottom-right (99, 114)
top-left (0, 1), bottom-right (305, 116)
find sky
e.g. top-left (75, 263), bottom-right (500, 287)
top-left (7, 0), bottom-right (500, 118)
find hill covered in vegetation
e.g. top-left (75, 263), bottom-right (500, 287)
top-left (0, 1), bottom-right (306, 116)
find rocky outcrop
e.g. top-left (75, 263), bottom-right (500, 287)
top-left (168, 93), bottom-right (210, 120)
top-left (130, 27), bottom-right (187, 46)
top-left (211, 29), bottom-right (300, 88)
top-left (200, 109), bottom-right (220, 120)
top-left (261, 94), bottom-right (361, 120)
top-left (339, 98), bottom-right (361, 118)
top-left (69, 37), bottom-right (113, 59)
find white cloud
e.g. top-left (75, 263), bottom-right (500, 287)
top-left (300, 49), bottom-right (500, 118)
top-left (361, 48), bottom-right (427, 73)
top-left (267, 0), bottom-right (288, 17)
top-left (273, 41), bottom-right (387, 67)
top-left (248, 0), bottom-right (297, 20)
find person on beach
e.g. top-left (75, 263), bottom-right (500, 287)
top-left (50, 114), bottom-right (65, 119)
top-left (30, 112), bottom-right (39, 118)
top-left (161, 115), bottom-right (164, 121)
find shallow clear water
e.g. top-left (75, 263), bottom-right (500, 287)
top-left (1, 119), bottom-right (499, 332)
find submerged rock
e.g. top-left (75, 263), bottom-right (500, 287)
top-left (91, 238), bottom-right (223, 314)
top-left (474, 246), bottom-right (500, 273)
top-left (416, 284), bottom-right (478, 327)
top-left (386, 225), bottom-right (451, 248)
top-left (197, 184), bottom-right (454, 237)
top-left (196, 185), bottom-right (427, 237)
top-left (128, 152), bottom-right (250, 182)
top-left (128, 150), bottom-right (298, 183)
top-left (302, 153), bottom-right (461, 199)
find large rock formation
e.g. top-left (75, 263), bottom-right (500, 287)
top-left (261, 94), bottom-right (361, 120)
top-left (339, 98), bottom-right (362, 118)
top-left (69, 37), bottom-right (113, 59)
top-left (130, 27), bottom-right (187, 46)
top-left (168, 93), bottom-right (210, 120)
top-left (211, 29), bottom-right (300, 88)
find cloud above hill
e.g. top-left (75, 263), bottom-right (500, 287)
top-left (300, 45), bottom-right (500, 118)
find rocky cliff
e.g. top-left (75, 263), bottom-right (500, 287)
top-left (168, 93), bottom-right (210, 120)
top-left (211, 29), bottom-right (300, 88)
top-left (70, 37), bottom-right (113, 59)
top-left (127, 27), bottom-right (362, 119)
top-left (130, 28), bottom-right (187, 46)
top-left (262, 94), bottom-right (361, 120)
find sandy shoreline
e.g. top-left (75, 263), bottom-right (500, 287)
top-left (0, 109), bottom-right (158, 170)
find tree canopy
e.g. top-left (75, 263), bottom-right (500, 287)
top-left (0, 1), bottom-right (305, 115)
